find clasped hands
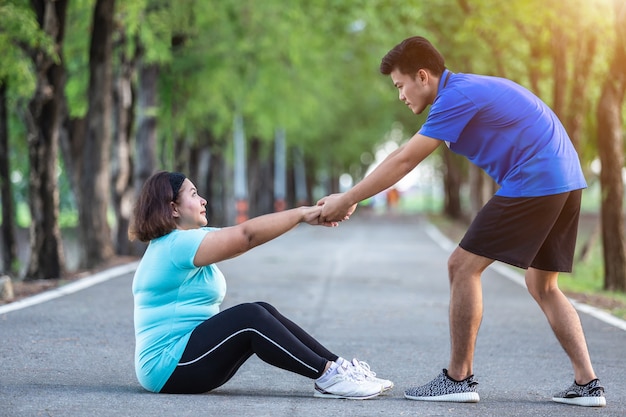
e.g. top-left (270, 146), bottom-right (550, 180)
top-left (302, 193), bottom-right (357, 227)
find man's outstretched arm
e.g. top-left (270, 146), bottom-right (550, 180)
top-left (319, 133), bottom-right (441, 222)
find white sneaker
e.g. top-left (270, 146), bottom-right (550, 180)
top-left (348, 358), bottom-right (394, 392)
top-left (314, 363), bottom-right (382, 400)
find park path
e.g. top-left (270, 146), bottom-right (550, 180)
top-left (1, 213), bottom-right (624, 417)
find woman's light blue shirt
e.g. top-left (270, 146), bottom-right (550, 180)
top-left (132, 227), bottom-right (226, 392)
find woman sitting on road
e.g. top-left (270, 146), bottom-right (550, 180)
top-left (128, 171), bottom-right (393, 399)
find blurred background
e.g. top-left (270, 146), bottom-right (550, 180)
top-left (0, 0), bottom-right (624, 310)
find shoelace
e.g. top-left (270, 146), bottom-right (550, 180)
top-left (351, 359), bottom-right (377, 378)
top-left (339, 361), bottom-right (367, 382)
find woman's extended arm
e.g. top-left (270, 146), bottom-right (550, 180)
top-left (193, 206), bottom-right (333, 266)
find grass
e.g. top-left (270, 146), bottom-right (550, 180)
top-left (563, 237), bottom-right (626, 320)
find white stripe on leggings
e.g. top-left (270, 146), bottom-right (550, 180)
top-left (177, 327), bottom-right (319, 373)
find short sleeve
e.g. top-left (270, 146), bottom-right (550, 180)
top-left (168, 228), bottom-right (210, 269)
top-left (419, 90), bottom-right (478, 143)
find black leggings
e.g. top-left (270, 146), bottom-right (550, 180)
top-left (160, 302), bottom-right (338, 393)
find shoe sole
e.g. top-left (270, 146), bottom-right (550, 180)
top-left (380, 382), bottom-right (394, 392)
top-left (404, 392), bottom-right (480, 403)
top-left (552, 396), bottom-right (606, 407)
top-left (314, 391), bottom-right (381, 400)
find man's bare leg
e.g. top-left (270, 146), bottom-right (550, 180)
top-left (446, 247), bottom-right (493, 381)
top-left (525, 267), bottom-right (597, 384)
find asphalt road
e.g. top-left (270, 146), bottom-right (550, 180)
top-left (1, 213), bottom-right (624, 417)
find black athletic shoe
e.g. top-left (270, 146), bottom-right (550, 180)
top-left (552, 378), bottom-right (606, 407)
top-left (404, 369), bottom-right (479, 403)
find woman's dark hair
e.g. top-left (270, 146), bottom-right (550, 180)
top-left (380, 36), bottom-right (445, 77)
top-left (128, 171), bottom-right (180, 242)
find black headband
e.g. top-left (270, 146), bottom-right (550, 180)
top-left (168, 172), bottom-right (186, 201)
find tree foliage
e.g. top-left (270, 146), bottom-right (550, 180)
top-left (0, 0), bottom-right (624, 290)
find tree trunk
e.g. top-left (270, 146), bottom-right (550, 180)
top-left (24, 0), bottom-right (68, 280)
top-left (134, 61), bottom-right (158, 194)
top-left (304, 154), bottom-right (316, 205)
top-left (78, 0), bottom-right (116, 268)
top-left (202, 132), bottom-right (227, 226)
top-left (246, 137), bottom-right (263, 217)
top-left (566, 35), bottom-right (596, 152)
top-left (527, 43), bottom-right (543, 97)
top-left (60, 116), bottom-right (85, 208)
top-left (442, 149), bottom-right (465, 221)
top-left (596, 0), bottom-right (626, 292)
top-left (111, 29), bottom-right (137, 255)
top-left (292, 147), bottom-right (309, 206)
top-left (247, 137), bottom-right (273, 217)
top-left (468, 165), bottom-right (494, 220)
top-left (186, 141), bottom-right (204, 189)
top-left (550, 24), bottom-right (568, 121)
top-left (0, 81), bottom-right (18, 276)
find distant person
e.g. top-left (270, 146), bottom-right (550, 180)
top-left (318, 36), bottom-right (605, 407)
top-left (386, 187), bottom-right (401, 212)
top-left (128, 171), bottom-right (392, 399)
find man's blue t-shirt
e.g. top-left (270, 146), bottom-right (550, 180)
top-left (132, 227), bottom-right (226, 392)
top-left (419, 70), bottom-right (587, 197)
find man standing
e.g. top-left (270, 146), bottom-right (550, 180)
top-left (319, 36), bottom-right (605, 407)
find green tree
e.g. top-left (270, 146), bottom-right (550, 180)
top-left (61, 0), bottom-right (118, 268)
top-left (0, 79), bottom-right (15, 276)
top-left (110, 15), bottom-right (138, 255)
top-left (4, 0), bottom-right (624, 288)
top-left (0, 0), bottom-right (50, 276)
top-left (597, 0), bottom-right (626, 291)
top-left (23, 0), bottom-right (68, 280)
top-left (78, 0), bottom-right (117, 267)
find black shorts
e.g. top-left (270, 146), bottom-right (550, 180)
top-left (459, 189), bottom-right (582, 272)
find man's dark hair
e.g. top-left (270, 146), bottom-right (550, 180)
top-left (380, 36), bottom-right (446, 77)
